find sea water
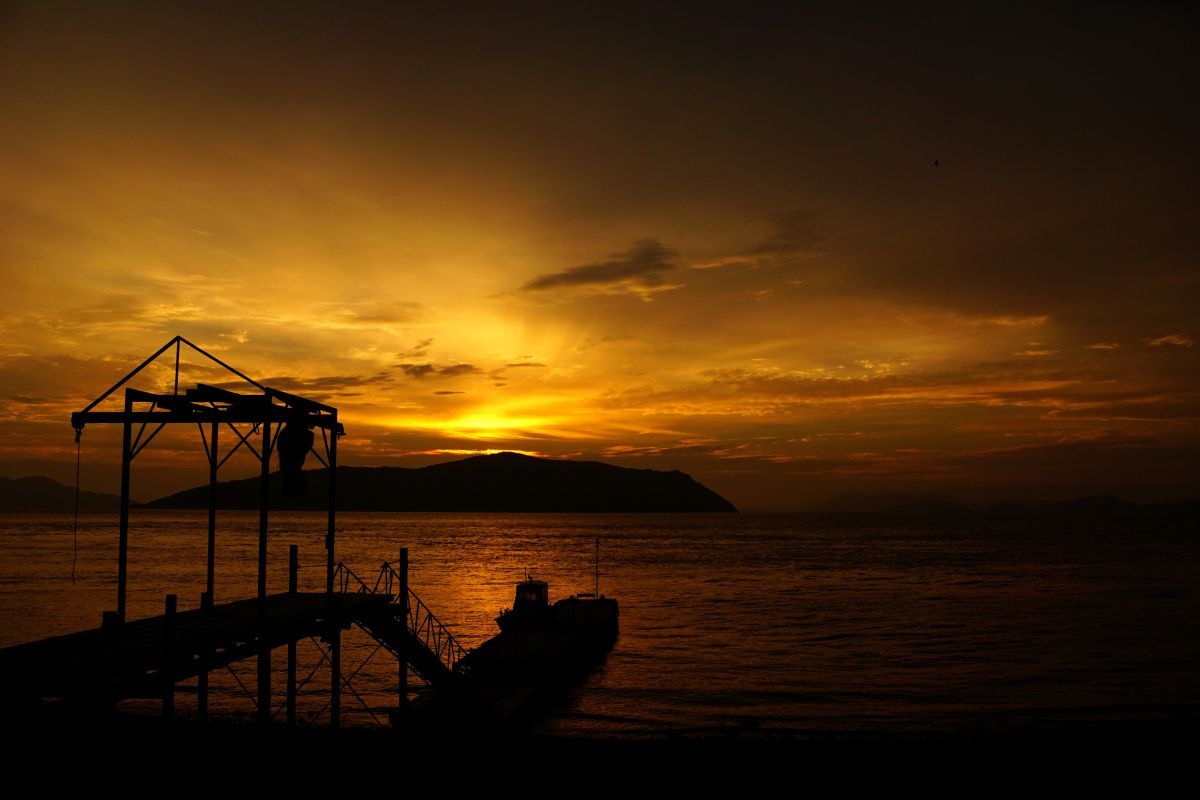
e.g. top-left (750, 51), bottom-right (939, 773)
top-left (1, 511), bottom-right (1197, 735)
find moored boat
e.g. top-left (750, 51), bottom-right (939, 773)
top-left (461, 576), bottom-right (618, 684)
top-left (496, 576), bottom-right (619, 636)
top-left (407, 543), bottom-right (619, 728)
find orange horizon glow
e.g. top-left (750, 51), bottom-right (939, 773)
top-left (1, 5), bottom-right (1197, 509)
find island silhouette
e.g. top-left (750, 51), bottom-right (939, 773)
top-left (145, 451), bottom-right (738, 513)
top-left (6, 468), bottom-right (1197, 519)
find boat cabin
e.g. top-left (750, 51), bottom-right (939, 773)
top-left (496, 578), bottom-right (549, 630)
top-left (513, 579), bottom-right (548, 614)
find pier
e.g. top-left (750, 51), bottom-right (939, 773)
top-left (0, 592), bottom-right (381, 711)
top-left (0, 338), bottom-right (465, 728)
top-left (0, 556), bottom-right (466, 726)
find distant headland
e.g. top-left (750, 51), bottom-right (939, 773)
top-left (147, 452), bottom-right (738, 513)
top-left (0, 475), bottom-right (124, 513)
top-left (7, 457), bottom-right (1197, 518)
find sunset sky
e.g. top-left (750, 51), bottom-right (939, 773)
top-left (1, 3), bottom-right (1197, 509)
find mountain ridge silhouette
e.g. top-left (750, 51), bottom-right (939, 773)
top-left (146, 451), bottom-right (738, 512)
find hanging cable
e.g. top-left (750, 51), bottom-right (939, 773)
top-left (72, 429), bottom-right (82, 584)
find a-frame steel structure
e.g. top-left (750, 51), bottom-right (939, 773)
top-left (70, 335), bottom-right (344, 721)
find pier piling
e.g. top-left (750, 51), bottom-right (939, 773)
top-left (330, 593), bottom-right (341, 728)
top-left (399, 547), bottom-right (408, 719)
top-left (162, 594), bottom-right (176, 718)
top-left (198, 591), bottom-right (211, 721)
top-left (287, 545), bottom-right (298, 726)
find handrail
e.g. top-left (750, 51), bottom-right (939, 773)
top-left (331, 561), bottom-right (468, 676)
top-left (332, 561), bottom-right (372, 595)
top-left (378, 561), bottom-right (468, 674)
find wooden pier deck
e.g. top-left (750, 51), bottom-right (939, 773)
top-left (0, 592), bottom-right (389, 708)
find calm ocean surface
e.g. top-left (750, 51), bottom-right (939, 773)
top-left (2, 511), bottom-right (1198, 735)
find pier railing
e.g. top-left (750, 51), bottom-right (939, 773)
top-left (381, 561), bottom-right (467, 674)
top-left (333, 561), bottom-right (372, 595)
top-left (332, 561), bottom-right (467, 676)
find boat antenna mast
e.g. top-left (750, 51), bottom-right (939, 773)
top-left (594, 537), bottom-right (600, 597)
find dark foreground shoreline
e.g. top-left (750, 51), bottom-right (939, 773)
top-left (11, 711), bottom-right (1198, 788)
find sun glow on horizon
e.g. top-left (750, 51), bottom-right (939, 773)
top-left (380, 411), bottom-right (566, 440)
